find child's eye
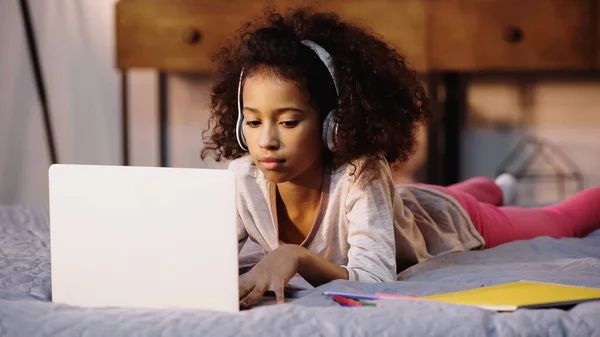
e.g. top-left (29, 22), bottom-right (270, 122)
top-left (281, 121), bottom-right (299, 128)
top-left (245, 121), bottom-right (261, 127)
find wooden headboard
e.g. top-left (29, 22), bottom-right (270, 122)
top-left (115, 0), bottom-right (599, 73)
top-left (113, 0), bottom-right (599, 185)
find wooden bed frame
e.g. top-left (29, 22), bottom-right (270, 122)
top-left (114, 0), bottom-right (600, 184)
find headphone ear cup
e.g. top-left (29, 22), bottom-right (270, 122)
top-left (322, 109), bottom-right (339, 152)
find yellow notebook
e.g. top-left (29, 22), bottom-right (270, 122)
top-left (421, 281), bottom-right (600, 312)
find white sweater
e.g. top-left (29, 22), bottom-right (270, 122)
top-left (230, 155), bottom-right (484, 282)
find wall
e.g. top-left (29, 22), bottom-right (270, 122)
top-left (1, 0), bottom-right (599, 206)
top-left (0, 0), bottom-right (223, 206)
top-left (0, 0), bottom-right (120, 205)
top-left (127, 72), bottom-right (228, 170)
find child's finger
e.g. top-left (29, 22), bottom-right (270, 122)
top-left (239, 284), bottom-right (257, 309)
top-left (238, 276), bottom-right (255, 299)
top-left (272, 281), bottom-right (285, 304)
top-left (240, 283), bottom-right (266, 308)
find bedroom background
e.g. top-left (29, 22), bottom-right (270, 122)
top-left (0, 0), bottom-right (599, 207)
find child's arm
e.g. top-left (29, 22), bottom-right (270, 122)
top-left (239, 160), bottom-right (399, 307)
top-left (237, 214), bottom-right (248, 252)
top-left (296, 246), bottom-right (349, 285)
top-left (292, 159), bottom-right (398, 284)
top-left (342, 159), bottom-right (398, 283)
top-left (229, 160), bottom-right (249, 253)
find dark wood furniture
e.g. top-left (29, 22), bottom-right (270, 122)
top-left (115, 0), bottom-right (600, 184)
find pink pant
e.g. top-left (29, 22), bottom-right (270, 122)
top-left (423, 178), bottom-right (600, 248)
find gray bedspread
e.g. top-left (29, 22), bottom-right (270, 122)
top-left (1, 204), bottom-right (599, 337)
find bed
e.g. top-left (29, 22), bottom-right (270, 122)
top-left (1, 203), bottom-right (599, 336)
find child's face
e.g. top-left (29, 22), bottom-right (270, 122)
top-left (242, 72), bottom-right (325, 184)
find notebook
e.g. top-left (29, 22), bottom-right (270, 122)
top-left (421, 280), bottom-right (600, 312)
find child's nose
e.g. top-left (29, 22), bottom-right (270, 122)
top-left (258, 124), bottom-right (279, 150)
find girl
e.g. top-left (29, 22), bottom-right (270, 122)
top-left (201, 7), bottom-right (600, 308)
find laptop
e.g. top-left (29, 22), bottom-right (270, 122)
top-left (48, 164), bottom-right (239, 313)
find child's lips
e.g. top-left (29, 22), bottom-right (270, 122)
top-left (259, 157), bottom-right (284, 170)
top-left (261, 161), bottom-right (282, 170)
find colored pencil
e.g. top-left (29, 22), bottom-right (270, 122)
top-left (358, 300), bottom-right (380, 307)
top-left (331, 295), bottom-right (364, 307)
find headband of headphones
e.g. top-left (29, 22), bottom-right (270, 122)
top-left (236, 39), bottom-right (340, 152)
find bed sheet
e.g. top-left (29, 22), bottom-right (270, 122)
top-left (1, 204), bottom-right (599, 337)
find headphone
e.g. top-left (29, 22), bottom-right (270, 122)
top-left (236, 39), bottom-right (340, 152)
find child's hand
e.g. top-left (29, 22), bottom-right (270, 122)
top-left (238, 244), bottom-right (305, 308)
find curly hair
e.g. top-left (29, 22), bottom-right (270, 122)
top-left (201, 6), bottom-right (430, 181)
